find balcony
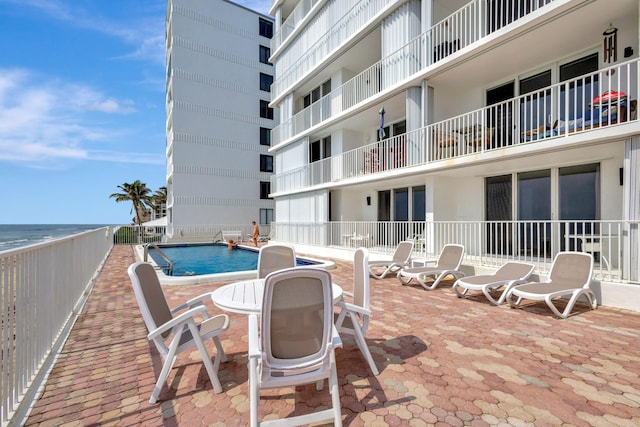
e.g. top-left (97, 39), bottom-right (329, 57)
top-left (272, 0), bottom-right (557, 143)
top-left (271, 0), bottom-right (324, 53)
top-left (272, 59), bottom-right (639, 194)
top-left (271, 0), bottom-right (401, 102)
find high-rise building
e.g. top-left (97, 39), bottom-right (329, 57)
top-left (165, 0), bottom-right (277, 237)
top-left (268, 0), bottom-right (640, 309)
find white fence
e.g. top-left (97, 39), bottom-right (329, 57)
top-left (1, 227), bottom-right (113, 426)
top-left (272, 220), bottom-right (640, 284)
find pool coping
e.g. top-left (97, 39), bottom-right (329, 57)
top-left (134, 243), bottom-right (336, 285)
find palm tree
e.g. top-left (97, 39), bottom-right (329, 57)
top-left (152, 186), bottom-right (167, 218)
top-left (110, 180), bottom-right (155, 224)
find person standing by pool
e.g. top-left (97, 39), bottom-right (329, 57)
top-left (252, 221), bottom-right (259, 247)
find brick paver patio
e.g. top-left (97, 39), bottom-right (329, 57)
top-left (25, 245), bottom-right (640, 426)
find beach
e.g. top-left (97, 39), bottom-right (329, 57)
top-left (0, 224), bottom-right (108, 252)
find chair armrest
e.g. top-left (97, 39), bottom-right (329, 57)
top-left (248, 314), bottom-right (260, 358)
top-left (171, 293), bottom-right (210, 314)
top-left (340, 301), bottom-right (371, 317)
top-left (147, 305), bottom-right (208, 341)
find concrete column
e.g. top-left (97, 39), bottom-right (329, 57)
top-left (623, 136), bottom-right (640, 281)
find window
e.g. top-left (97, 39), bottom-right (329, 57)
top-left (260, 73), bottom-right (273, 92)
top-left (559, 53), bottom-right (599, 121)
top-left (259, 45), bottom-right (271, 65)
top-left (412, 186), bottom-right (425, 221)
top-left (520, 70), bottom-right (552, 133)
top-left (394, 188), bottom-right (409, 221)
top-left (259, 18), bottom-right (273, 39)
top-left (303, 79), bottom-right (331, 108)
top-left (260, 181), bottom-right (271, 199)
top-left (260, 154), bottom-right (273, 172)
top-left (309, 136), bottom-right (331, 163)
top-left (260, 100), bottom-right (273, 119)
top-left (260, 208), bottom-right (274, 225)
top-left (260, 127), bottom-right (271, 146)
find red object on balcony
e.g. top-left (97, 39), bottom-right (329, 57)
top-left (593, 91), bottom-right (627, 107)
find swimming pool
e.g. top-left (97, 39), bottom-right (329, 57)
top-left (139, 243), bottom-right (334, 285)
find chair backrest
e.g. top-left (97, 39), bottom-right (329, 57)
top-left (494, 262), bottom-right (535, 281)
top-left (392, 241), bottom-right (414, 263)
top-left (257, 244), bottom-right (296, 278)
top-left (261, 267), bottom-right (333, 373)
top-left (436, 244), bottom-right (464, 270)
top-left (549, 252), bottom-right (594, 288)
top-left (352, 247), bottom-right (370, 311)
top-left (128, 262), bottom-right (174, 343)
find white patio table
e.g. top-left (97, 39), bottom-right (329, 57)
top-left (211, 278), bottom-right (343, 315)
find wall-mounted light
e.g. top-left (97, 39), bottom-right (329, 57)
top-left (366, 196), bottom-right (371, 206)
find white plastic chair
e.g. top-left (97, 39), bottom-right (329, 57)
top-left (248, 267), bottom-right (343, 427)
top-left (257, 243), bottom-right (296, 278)
top-left (368, 240), bottom-right (414, 279)
top-left (506, 252), bottom-right (596, 318)
top-left (397, 244), bottom-right (465, 290)
top-left (128, 262), bottom-right (229, 403)
top-left (335, 247), bottom-right (379, 375)
top-left (453, 262), bottom-right (535, 305)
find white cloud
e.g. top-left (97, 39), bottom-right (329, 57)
top-left (0, 68), bottom-right (162, 167)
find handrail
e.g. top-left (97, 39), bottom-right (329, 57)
top-left (144, 243), bottom-right (174, 275)
top-left (212, 230), bottom-right (223, 242)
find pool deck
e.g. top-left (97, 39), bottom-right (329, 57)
top-left (24, 244), bottom-right (640, 426)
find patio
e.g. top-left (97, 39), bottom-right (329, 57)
top-left (24, 245), bottom-right (640, 426)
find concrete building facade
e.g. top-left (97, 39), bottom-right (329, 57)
top-left (165, 0), bottom-right (277, 238)
top-left (268, 0), bottom-right (640, 310)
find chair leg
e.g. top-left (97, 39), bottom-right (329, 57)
top-left (350, 316), bottom-right (379, 375)
top-left (249, 357), bottom-right (259, 427)
top-left (213, 336), bottom-right (227, 363)
top-left (329, 350), bottom-right (343, 427)
top-left (189, 323), bottom-right (223, 393)
top-left (150, 337), bottom-right (181, 404)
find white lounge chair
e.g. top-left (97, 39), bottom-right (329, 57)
top-left (335, 247), bottom-right (379, 375)
top-left (128, 262), bottom-right (229, 403)
top-left (452, 262), bottom-right (535, 305)
top-left (506, 252), bottom-right (596, 318)
top-left (257, 243), bottom-right (296, 278)
top-left (248, 267), bottom-right (342, 427)
top-left (397, 244), bottom-right (465, 290)
top-left (368, 240), bottom-right (414, 279)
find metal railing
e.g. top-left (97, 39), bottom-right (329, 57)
top-left (1, 228), bottom-right (113, 426)
top-left (271, 220), bottom-right (640, 284)
top-left (272, 0), bottom-right (556, 143)
top-left (272, 58), bottom-right (639, 194)
top-left (111, 224), bottom-right (272, 245)
top-left (272, 0), bottom-right (324, 52)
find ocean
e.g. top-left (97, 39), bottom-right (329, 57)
top-left (0, 224), bottom-right (109, 252)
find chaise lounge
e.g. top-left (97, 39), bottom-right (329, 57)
top-left (397, 244), bottom-right (465, 290)
top-left (452, 261), bottom-right (535, 305)
top-left (506, 251), bottom-right (596, 318)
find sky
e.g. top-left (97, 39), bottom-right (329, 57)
top-left (0, 0), bottom-right (271, 225)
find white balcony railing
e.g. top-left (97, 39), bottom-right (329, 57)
top-left (272, 0), bottom-right (556, 144)
top-left (272, 0), bottom-right (324, 52)
top-left (1, 228), bottom-right (113, 425)
top-left (272, 0), bottom-right (398, 101)
top-left (272, 58), bottom-right (639, 193)
top-left (271, 220), bottom-right (640, 284)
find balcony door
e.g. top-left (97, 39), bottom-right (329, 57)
top-left (487, 82), bottom-right (514, 147)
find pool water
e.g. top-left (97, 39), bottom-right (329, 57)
top-left (148, 243), bottom-right (315, 276)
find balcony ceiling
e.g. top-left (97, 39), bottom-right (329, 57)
top-left (426, 0), bottom-right (638, 88)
